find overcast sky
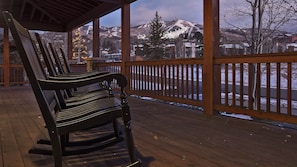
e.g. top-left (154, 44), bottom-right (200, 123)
top-left (100, 0), bottom-right (242, 27)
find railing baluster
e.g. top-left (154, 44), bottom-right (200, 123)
top-left (149, 65), bottom-right (151, 94)
top-left (240, 63), bottom-right (244, 107)
top-left (181, 64), bottom-right (185, 99)
top-left (191, 64), bottom-right (194, 100)
top-left (153, 65), bottom-right (156, 95)
top-left (164, 65), bottom-right (167, 96)
top-left (141, 65), bottom-right (144, 91)
top-left (225, 64), bottom-right (229, 106)
top-left (177, 64), bottom-right (180, 98)
top-left (138, 65), bottom-right (141, 91)
top-left (256, 63), bottom-right (261, 111)
top-left (232, 63), bottom-right (236, 106)
top-left (186, 64), bottom-right (189, 99)
top-left (196, 64), bottom-right (200, 101)
top-left (277, 63), bottom-right (281, 114)
top-left (287, 62), bottom-right (292, 115)
top-left (172, 65), bottom-right (176, 97)
top-left (248, 63), bottom-right (254, 110)
top-left (266, 63), bottom-right (271, 113)
top-left (158, 65), bottom-right (161, 96)
top-left (168, 65), bottom-right (171, 97)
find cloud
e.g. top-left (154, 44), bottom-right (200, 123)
top-left (100, 0), bottom-right (204, 27)
top-left (100, 0), bottom-right (241, 27)
top-left (131, 0), bottom-right (203, 26)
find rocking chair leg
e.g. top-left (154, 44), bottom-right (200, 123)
top-left (113, 119), bottom-right (120, 138)
top-left (122, 105), bottom-right (141, 166)
top-left (60, 134), bottom-right (68, 154)
top-left (49, 130), bottom-right (63, 167)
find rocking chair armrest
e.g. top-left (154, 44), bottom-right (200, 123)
top-left (39, 73), bottom-right (127, 90)
top-left (47, 71), bottom-right (109, 81)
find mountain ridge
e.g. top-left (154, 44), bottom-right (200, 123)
top-left (100, 19), bottom-right (203, 40)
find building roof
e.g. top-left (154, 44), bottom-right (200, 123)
top-left (0, 0), bottom-right (136, 32)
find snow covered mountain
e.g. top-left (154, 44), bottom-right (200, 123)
top-left (100, 26), bottom-right (121, 38)
top-left (163, 19), bottom-right (202, 39)
top-left (99, 19), bottom-right (203, 40)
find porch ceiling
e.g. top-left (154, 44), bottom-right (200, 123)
top-left (0, 0), bottom-right (136, 32)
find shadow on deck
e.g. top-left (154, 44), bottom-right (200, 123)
top-left (1, 86), bottom-right (297, 167)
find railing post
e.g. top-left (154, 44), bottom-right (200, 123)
top-left (86, 58), bottom-right (92, 72)
top-left (93, 18), bottom-right (100, 58)
top-left (203, 0), bottom-right (220, 115)
top-left (4, 27), bottom-right (10, 87)
top-left (121, 2), bottom-right (131, 91)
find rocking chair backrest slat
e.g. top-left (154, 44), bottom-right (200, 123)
top-left (34, 33), bottom-right (58, 77)
top-left (49, 43), bottom-right (65, 74)
top-left (59, 48), bottom-right (72, 73)
top-left (3, 11), bottom-right (59, 130)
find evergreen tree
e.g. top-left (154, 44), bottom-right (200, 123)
top-left (147, 11), bottom-right (165, 59)
top-left (102, 39), bottom-right (118, 53)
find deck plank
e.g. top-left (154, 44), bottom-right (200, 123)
top-left (1, 86), bottom-right (297, 167)
top-left (0, 119), bottom-right (25, 167)
top-left (128, 97), bottom-right (297, 167)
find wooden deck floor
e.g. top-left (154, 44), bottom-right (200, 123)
top-left (1, 86), bottom-right (297, 167)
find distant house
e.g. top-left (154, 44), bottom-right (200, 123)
top-left (286, 43), bottom-right (297, 52)
top-left (164, 44), bottom-right (176, 59)
top-left (184, 42), bottom-right (197, 58)
top-left (220, 43), bottom-right (248, 56)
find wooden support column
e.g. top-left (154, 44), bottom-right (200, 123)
top-left (121, 2), bottom-right (131, 89)
top-left (203, 0), bottom-right (220, 115)
top-left (67, 31), bottom-right (73, 60)
top-left (4, 27), bottom-right (10, 87)
top-left (93, 18), bottom-right (100, 58)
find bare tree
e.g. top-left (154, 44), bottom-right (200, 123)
top-left (224, 0), bottom-right (297, 54)
top-left (223, 0), bottom-right (297, 110)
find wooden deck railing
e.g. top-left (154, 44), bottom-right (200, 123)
top-left (93, 52), bottom-right (297, 124)
top-left (0, 64), bottom-right (27, 86)
top-left (214, 52), bottom-right (297, 124)
top-left (2, 52), bottom-right (297, 124)
top-left (126, 59), bottom-right (204, 107)
top-left (0, 65), bottom-right (4, 84)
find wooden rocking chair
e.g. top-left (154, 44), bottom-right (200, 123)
top-left (3, 11), bottom-right (141, 167)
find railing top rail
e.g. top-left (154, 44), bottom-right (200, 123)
top-left (126, 57), bottom-right (204, 66)
top-left (215, 52), bottom-right (297, 64)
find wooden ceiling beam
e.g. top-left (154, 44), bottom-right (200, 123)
top-left (19, 0), bottom-right (26, 19)
top-left (26, 0), bottom-right (62, 24)
top-left (98, 0), bottom-right (121, 4)
top-left (44, 0), bottom-right (88, 15)
top-left (0, 0), bottom-right (138, 31)
top-left (78, 0), bottom-right (99, 9)
top-left (30, 7), bottom-right (36, 21)
top-left (39, 13), bottom-right (44, 23)
top-left (23, 21), bottom-right (65, 32)
top-left (66, 2), bottom-right (119, 31)
top-left (9, 0), bottom-right (14, 12)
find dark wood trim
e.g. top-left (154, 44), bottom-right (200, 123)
top-left (203, 0), bottom-right (220, 115)
top-left (4, 27), bottom-right (9, 87)
top-left (93, 18), bottom-right (100, 58)
top-left (121, 3), bottom-right (131, 90)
